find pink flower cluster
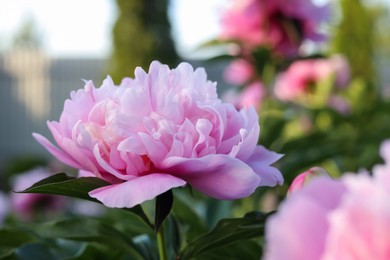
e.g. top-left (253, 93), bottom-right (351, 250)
top-left (265, 140), bottom-right (390, 260)
top-left (34, 61), bottom-right (283, 208)
top-left (274, 55), bottom-right (350, 102)
top-left (220, 0), bottom-right (330, 56)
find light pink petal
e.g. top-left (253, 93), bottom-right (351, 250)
top-left (265, 177), bottom-right (346, 260)
top-left (163, 154), bottom-right (261, 199)
top-left (138, 132), bottom-right (169, 165)
top-left (230, 107), bottom-right (259, 161)
top-left (93, 145), bottom-right (134, 181)
top-left (47, 121), bottom-right (99, 173)
top-left (89, 173), bottom-right (186, 208)
top-left (32, 133), bottom-right (83, 169)
top-left (245, 146), bottom-right (284, 186)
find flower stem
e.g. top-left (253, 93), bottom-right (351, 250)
top-left (157, 225), bottom-right (168, 260)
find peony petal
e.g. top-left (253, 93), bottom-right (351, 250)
top-left (245, 146), bottom-right (284, 186)
top-left (32, 133), bottom-right (83, 169)
top-left (93, 144), bottom-right (135, 181)
top-left (163, 154), bottom-right (261, 199)
top-left (89, 173), bottom-right (186, 208)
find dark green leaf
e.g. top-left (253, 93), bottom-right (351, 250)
top-left (12, 243), bottom-right (55, 260)
top-left (18, 173), bottom-right (153, 228)
top-left (192, 240), bottom-right (262, 260)
top-left (0, 229), bottom-right (35, 248)
top-left (154, 190), bottom-right (173, 233)
top-left (18, 173), bottom-right (109, 203)
top-left (171, 193), bottom-right (207, 241)
top-left (180, 212), bottom-right (270, 259)
top-left (36, 217), bottom-right (144, 259)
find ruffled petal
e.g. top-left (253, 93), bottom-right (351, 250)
top-left (89, 173), bottom-right (186, 208)
top-left (245, 145), bottom-right (284, 186)
top-left (163, 154), bottom-right (261, 199)
top-left (32, 133), bottom-right (83, 169)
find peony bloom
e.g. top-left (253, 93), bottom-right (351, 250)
top-left (33, 61), bottom-right (283, 208)
top-left (223, 81), bottom-right (265, 110)
top-left (223, 59), bottom-right (255, 85)
top-left (274, 55), bottom-right (350, 102)
top-left (11, 167), bottom-right (66, 219)
top-left (220, 0), bottom-right (330, 56)
top-left (238, 81), bottom-right (266, 110)
top-left (265, 139), bottom-right (390, 260)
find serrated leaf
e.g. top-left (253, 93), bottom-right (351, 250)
top-left (180, 212), bottom-right (270, 259)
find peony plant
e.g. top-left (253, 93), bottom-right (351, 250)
top-left (15, 61), bottom-right (284, 259)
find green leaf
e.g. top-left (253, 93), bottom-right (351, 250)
top-left (36, 217), bottom-right (144, 259)
top-left (0, 229), bottom-right (36, 248)
top-left (192, 240), bottom-right (262, 260)
top-left (154, 190), bottom-right (173, 233)
top-left (11, 243), bottom-right (56, 260)
top-left (18, 173), bottom-right (153, 228)
top-left (171, 193), bottom-right (207, 242)
top-left (180, 212), bottom-right (270, 259)
top-left (18, 173), bottom-right (109, 202)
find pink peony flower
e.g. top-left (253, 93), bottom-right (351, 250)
top-left (33, 61), bottom-right (283, 208)
top-left (223, 59), bottom-right (255, 85)
top-left (238, 81), bottom-right (266, 110)
top-left (11, 167), bottom-right (65, 219)
top-left (274, 56), bottom-right (350, 102)
top-left (223, 81), bottom-right (265, 110)
top-left (265, 139), bottom-right (390, 260)
top-left (220, 0), bottom-right (330, 56)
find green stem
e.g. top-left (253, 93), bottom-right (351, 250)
top-left (157, 225), bottom-right (168, 260)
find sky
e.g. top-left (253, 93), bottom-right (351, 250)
top-left (0, 0), bottom-right (227, 58)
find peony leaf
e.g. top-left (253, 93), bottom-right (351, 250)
top-left (0, 229), bottom-right (36, 248)
top-left (179, 211), bottom-right (271, 259)
top-left (171, 193), bottom-right (207, 241)
top-left (35, 217), bottom-right (145, 259)
top-left (18, 173), bottom-right (153, 228)
top-left (189, 240), bottom-right (262, 260)
top-left (18, 173), bottom-right (109, 202)
top-left (154, 189), bottom-right (173, 233)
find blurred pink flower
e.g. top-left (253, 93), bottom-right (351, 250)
top-left (33, 61), bottom-right (283, 208)
top-left (274, 56), bottom-right (350, 101)
top-left (288, 167), bottom-right (330, 194)
top-left (239, 81), bottom-right (265, 109)
top-left (223, 59), bottom-right (255, 85)
top-left (265, 139), bottom-right (390, 260)
top-left (11, 168), bottom-right (65, 219)
top-left (223, 81), bottom-right (265, 110)
top-left (327, 96), bottom-right (350, 115)
top-left (220, 0), bottom-right (330, 56)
